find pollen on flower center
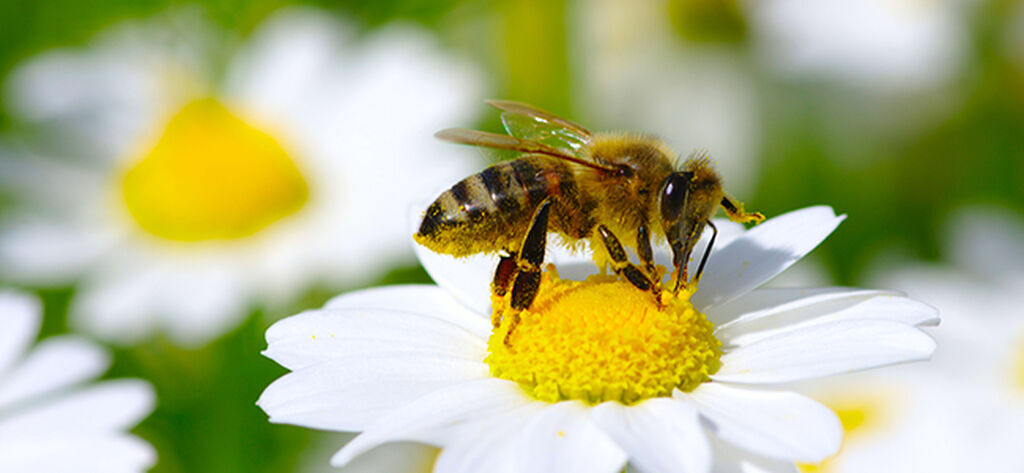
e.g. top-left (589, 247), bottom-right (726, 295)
top-left (485, 268), bottom-right (722, 405)
top-left (120, 98), bottom-right (309, 242)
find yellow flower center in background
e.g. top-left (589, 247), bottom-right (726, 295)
top-left (485, 269), bottom-right (721, 405)
top-left (121, 98), bottom-right (309, 242)
top-left (798, 394), bottom-right (887, 472)
top-left (1014, 333), bottom-right (1024, 391)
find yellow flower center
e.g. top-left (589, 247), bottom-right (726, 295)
top-left (120, 98), bottom-right (309, 242)
top-left (485, 268), bottom-right (721, 405)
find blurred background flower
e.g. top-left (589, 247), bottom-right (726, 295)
top-left (0, 0), bottom-right (1021, 472)
top-left (0, 7), bottom-right (482, 345)
top-left (0, 289), bottom-right (156, 472)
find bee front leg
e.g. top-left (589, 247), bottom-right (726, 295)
top-left (691, 221), bottom-right (718, 287)
top-left (636, 223), bottom-right (663, 299)
top-left (597, 225), bottom-right (654, 292)
top-left (721, 195), bottom-right (765, 224)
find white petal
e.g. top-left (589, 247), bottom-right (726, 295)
top-left (434, 404), bottom-right (545, 473)
top-left (947, 206), bottom-right (1024, 281)
top-left (337, 441), bottom-right (438, 473)
top-left (414, 240), bottom-right (496, 316)
top-left (514, 401), bottom-right (628, 473)
top-left (0, 434), bottom-right (155, 473)
top-left (225, 7), bottom-right (352, 125)
top-left (0, 218), bottom-right (110, 286)
top-left (259, 353), bottom-right (490, 432)
top-left (331, 379), bottom-right (532, 466)
top-left (692, 206), bottom-right (846, 310)
top-left (713, 289), bottom-right (939, 346)
top-left (156, 267), bottom-right (249, 347)
top-left (713, 320), bottom-right (935, 384)
top-left (264, 307), bottom-right (487, 371)
top-left (708, 287), bottom-right (899, 327)
top-left (70, 268), bottom-right (162, 345)
top-left (591, 398), bottom-right (710, 473)
top-left (680, 383), bottom-right (840, 463)
top-left (0, 379), bottom-right (154, 440)
top-left (0, 290), bottom-right (41, 376)
top-left (689, 219), bottom-right (749, 274)
top-left (324, 285), bottom-right (490, 338)
top-left (709, 436), bottom-right (799, 473)
top-left (0, 336), bottom-right (109, 410)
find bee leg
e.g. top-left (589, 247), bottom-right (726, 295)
top-left (597, 225), bottom-right (653, 292)
top-left (691, 221), bottom-right (718, 287)
top-left (668, 233), bottom-right (688, 293)
top-left (669, 222), bottom-right (702, 293)
top-left (491, 251), bottom-right (518, 328)
top-left (505, 200), bottom-right (552, 347)
top-left (636, 223), bottom-right (662, 297)
top-left (510, 200), bottom-right (550, 311)
top-left (492, 252), bottom-right (518, 297)
top-left (721, 195), bottom-right (765, 224)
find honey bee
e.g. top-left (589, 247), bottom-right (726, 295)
top-left (415, 100), bottom-right (764, 312)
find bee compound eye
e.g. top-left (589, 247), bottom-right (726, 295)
top-left (660, 172), bottom-right (691, 222)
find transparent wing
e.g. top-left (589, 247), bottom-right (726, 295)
top-left (435, 128), bottom-right (612, 172)
top-left (500, 112), bottom-right (591, 154)
top-left (486, 100), bottom-right (592, 153)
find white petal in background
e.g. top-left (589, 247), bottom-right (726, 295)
top-left (0, 290), bottom-right (156, 473)
top-left (749, 0), bottom-right (966, 90)
top-left (0, 290), bottom-right (41, 375)
top-left (0, 336), bottom-right (109, 408)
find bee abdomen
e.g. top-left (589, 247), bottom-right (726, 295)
top-left (418, 170), bottom-right (503, 239)
top-left (417, 157), bottom-right (567, 245)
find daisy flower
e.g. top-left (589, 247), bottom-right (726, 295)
top-left (747, 0), bottom-right (967, 90)
top-left (0, 289), bottom-right (155, 472)
top-left (0, 7), bottom-right (483, 345)
top-left (259, 206), bottom-right (938, 472)
top-left (790, 206), bottom-right (1024, 473)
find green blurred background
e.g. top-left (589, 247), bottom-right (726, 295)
top-left (1, 0), bottom-right (1022, 472)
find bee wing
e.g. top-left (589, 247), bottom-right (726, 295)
top-left (499, 112), bottom-right (591, 154)
top-left (485, 100), bottom-right (592, 147)
top-left (435, 128), bottom-right (612, 172)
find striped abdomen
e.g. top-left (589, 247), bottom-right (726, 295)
top-left (415, 155), bottom-right (591, 257)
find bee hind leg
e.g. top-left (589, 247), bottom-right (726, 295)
top-left (597, 225), bottom-right (655, 293)
top-left (504, 200), bottom-right (552, 346)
